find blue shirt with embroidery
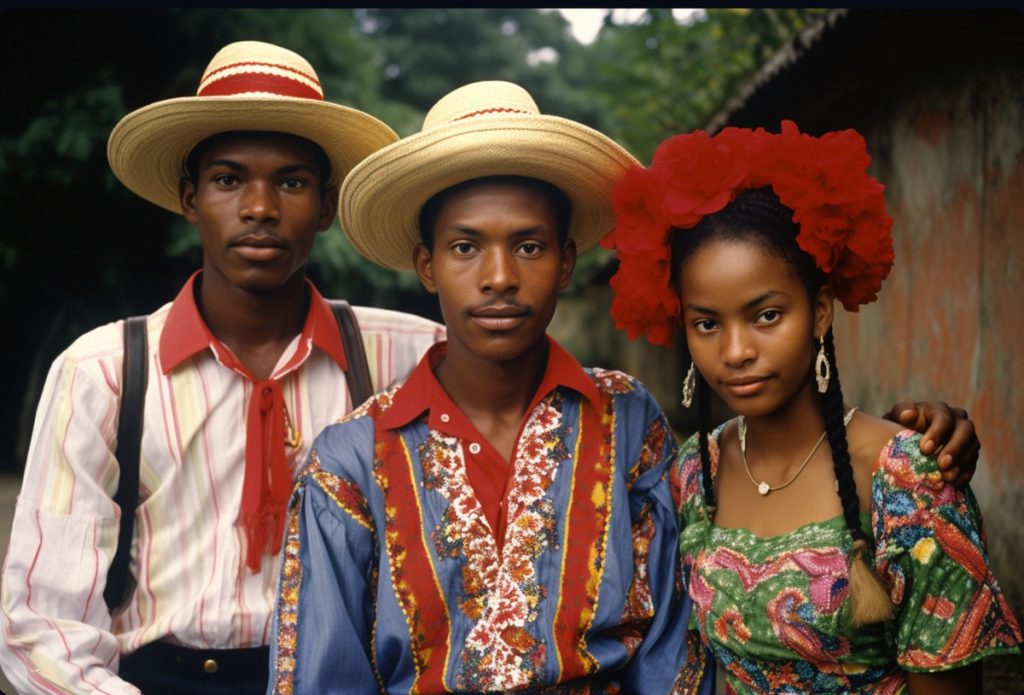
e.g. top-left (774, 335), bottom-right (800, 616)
top-left (269, 340), bottom-right (713, 694)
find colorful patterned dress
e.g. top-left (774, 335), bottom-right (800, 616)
top-left (270, 341), bottom-right (712, 694)
top-left (673, 423), bottom-right (1023, 694)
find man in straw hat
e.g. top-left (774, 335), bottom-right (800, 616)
top-left (268, 80), bottom-right (982, 694)
top-left (0, 41), bottom-right (443, 694)
top-left (265, 78), bottom-right (712, 694)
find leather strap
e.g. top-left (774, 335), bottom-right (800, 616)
top-left (105, 315), bottom-right (147, 611)
top-left (329, 300), bottom-right (374, 406)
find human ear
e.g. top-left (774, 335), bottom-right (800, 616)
top-left (558, 239), bottom-right (577, 290)
top-left (813, 284), bottom-right (836, 338)
top-left (317, 186), bottom-right (338, 233)
top-left (413, 243), bottom-right (438, 294)
top-left (180, 178), bottom-right (199, 224)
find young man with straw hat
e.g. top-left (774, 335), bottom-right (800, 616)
top-left (266, 79), bottom-right (715, 694)
top-left (0, 41), bottom-right (443, 694)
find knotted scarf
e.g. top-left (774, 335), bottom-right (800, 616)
top-left (240, 378), bottom-right (293, 573)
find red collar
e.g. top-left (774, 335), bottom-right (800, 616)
top-left (378, 336), bottom-right (600, 432)
top-left (158, 270), bottom-right (348, 377)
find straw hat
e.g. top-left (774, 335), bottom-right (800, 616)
top-left (339, 81), bottom-right (639, 270)
top-left (108, 41), bottom-right (398, 213)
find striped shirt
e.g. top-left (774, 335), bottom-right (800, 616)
top-left (0, 273), bottom-right (444, 695)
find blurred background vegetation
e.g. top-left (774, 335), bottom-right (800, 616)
top-left (0, 8), bottom-right (824, 470)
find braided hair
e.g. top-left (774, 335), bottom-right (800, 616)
top-left (819, 328), bottom-right (893, 625)
top-left (672, 187), bottom-right (892, 626)
top-left (695, 368), bottom-right (717, 515)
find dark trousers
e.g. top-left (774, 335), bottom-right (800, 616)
top-left (119, 641), bottom-right (269, 695)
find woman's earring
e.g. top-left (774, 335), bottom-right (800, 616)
top-left (681, 362), bottom-right (697, 408)
top-left (815, 336), bottom-right (830, 394)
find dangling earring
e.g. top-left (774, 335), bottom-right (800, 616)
top-left (681, 362), bottom-right (697, 408)
top-left (815, 336), bottom-right (830, 394)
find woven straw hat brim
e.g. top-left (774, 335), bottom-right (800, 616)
top-left (340, 115), bottom-right (639, 270)
top-left (108, 95), bottom-right (398, 213)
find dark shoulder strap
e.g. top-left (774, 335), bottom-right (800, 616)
top-left (104, 315), bottom-right (148, 611)
top-left (329, 300), bottom-right (374, 407)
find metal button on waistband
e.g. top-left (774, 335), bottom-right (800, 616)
top-left (203, 658), bottom-right (219, 674)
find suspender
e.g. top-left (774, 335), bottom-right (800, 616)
top-left (328, 299), bottom-right (374, 407)
top-left (104, 300), bottom-right (374, 611)
top-left (104, 316), bottom-right (147, 611)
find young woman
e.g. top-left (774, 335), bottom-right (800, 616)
top-left (602, 122), bottom-right (1023, 693)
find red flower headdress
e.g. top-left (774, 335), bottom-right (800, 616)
top-left (602, 121), bottom-right (895, 347)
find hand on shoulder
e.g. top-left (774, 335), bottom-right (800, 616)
top-left (883, 400), bottom-right (980, 487)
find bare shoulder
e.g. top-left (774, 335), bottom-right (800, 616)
top-left (844, 409), bottom-right (903, 478)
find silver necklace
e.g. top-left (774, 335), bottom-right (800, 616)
top-left (738, 408), bottom-right (857, 496)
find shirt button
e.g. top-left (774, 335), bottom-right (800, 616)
top-left (440, 413), bottom-right (450, 423)
top-left (469, 442), bottom-right (481, 454)
top-left (203, 659), bottom-right (219, 674)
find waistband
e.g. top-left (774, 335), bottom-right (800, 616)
top-left (121, 640), bottom-right (269, 685)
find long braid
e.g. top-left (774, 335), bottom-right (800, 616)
top-left (821, 329), bottom-right (861, 540)
top-left (819, 328), bottom-right (892, 626)
top-left (695, 374), bottom-right (716, 517)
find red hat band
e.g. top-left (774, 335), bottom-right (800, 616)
top-left (453, 107), bottom-right (531, 123)
top-left (197, 61), bottom-right (324, 101)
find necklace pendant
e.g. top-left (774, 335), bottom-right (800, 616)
top-left (757, 481), bottom-right (770, 496)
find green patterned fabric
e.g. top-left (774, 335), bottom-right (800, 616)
top-left (672, 424), bottom-right (1023, 693)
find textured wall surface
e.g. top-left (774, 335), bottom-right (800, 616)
top-left (835, 64), bottom-right (1024, 690)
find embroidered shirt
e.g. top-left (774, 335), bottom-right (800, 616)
top-left (674, 425), bottom-right (1023, 694)
top-left (269, 339), bottom-right (713, 694)
top-left (0, 272), bottom-right (445, 695)
top-left (376, 340), bottom-right (600, 552)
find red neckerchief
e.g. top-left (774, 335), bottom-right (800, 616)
top-left (159, 270), bottom-right (348, 572)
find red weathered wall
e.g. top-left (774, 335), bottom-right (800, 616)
top-left (834, 68), bottom-right (1024, 683)
top-left (838, 71), bottom-right (1024, 483)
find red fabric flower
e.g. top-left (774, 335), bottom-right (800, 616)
top-left (603, 130), bottom-right (758, 347)
top-left (758, 121), bottom-right (894, 309)
top-left (653, 131), bottom-right (749, 229)
top-left (603, 165), bottom-right (665, 256)
top-left (608, 252), bottom-right (679, 346)
top-left (603, 121), bottom-right (895, 345)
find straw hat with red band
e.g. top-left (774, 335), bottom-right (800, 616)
top-left (339, 80), bottom-right (639, 271)
top-left (108, 40), bottom-right (398, 214)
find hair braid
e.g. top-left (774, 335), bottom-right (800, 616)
top-left (821, 329), bottom-right (862, 541)
top-left (695, 373), bottom-right (717, 517)
top-left (819, 328), bottom-right (893, 626)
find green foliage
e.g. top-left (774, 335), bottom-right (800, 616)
top-left (353, 9), bottom-right (587, 134)
top-left (570, 9), bottom-right (826, 163)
